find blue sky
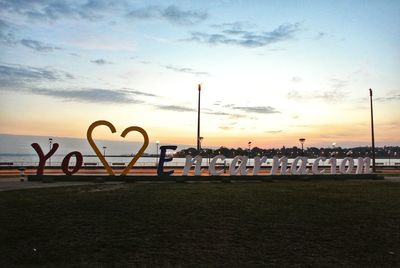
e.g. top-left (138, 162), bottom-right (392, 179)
top-left (0, 0), bottom-right (399, 149)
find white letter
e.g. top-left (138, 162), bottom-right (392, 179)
top-left (328, 157), bottom-right (337, 174)
top-left (253, 156), bottom-right (268, 175)
top-left (312, 157), bottom-right (326, 174)
top-left (270, 156), bottom-right (289, 175)
top-left (209, 155), bottom-right (226, 176)
top-left (356, 157), bottom-right (372, 174)
top-left (291, 156), bottom-right (308, 175)
top-left (182, 155), bottom-right (203, 176)
top-left (339, 157), bottom-right (354, 174)
top-left (229, 156), bottom-right (248, 176)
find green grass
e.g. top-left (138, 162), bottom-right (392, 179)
top-left (0, 181), bottom-right (399, 267)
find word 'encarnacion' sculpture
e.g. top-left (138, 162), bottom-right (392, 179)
top-left (31, 120), bottom-right (372, 176)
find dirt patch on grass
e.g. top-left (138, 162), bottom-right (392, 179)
top-left (79, 183), bottom-right (129, 193)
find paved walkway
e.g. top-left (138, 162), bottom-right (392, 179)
top-left (0, 176), bottom-right (399, 192)
top-left (0, 177), bottom-right (104, 192)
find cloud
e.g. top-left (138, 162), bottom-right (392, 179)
top-left (0, 19), bottom-right (61, 52)
top-left (287, 89), bottom-right (347, 103)
top-left (20, 39), bottom-right (61, 52)
top-left (29, 88), bottom-right (143, 104)
top-left (291, 76), bottom-right (302, 83)
top-left (205, 111), bottom-right (229, 116)
top-left (0, 64), bottom-right (73, 88)
top-left (90, 58), bottom-right (113, 65)
top-left (229, 114), bottom-right (248, 119)
top-left (155, 104), bottom-right (195, 112)
top-left (231, 106), bottom-right (280, 114)
top-left (315, 31), bottom-right (329, 40)
top-left (187, 22), bottom-right (300, 48)
top-left (265, 130), bottom-right (282, 134)
top-left (0, 19), bottom-right (16, 45)
top-left (375, 90), bottom-right (400, 102)
top-left (0, 0), bottom-right (114, 21)
top-left (121, 88), bottom-right (158, 98)
top-left (330, 78), bottom-right (348, 90)
top-left (127, 5), bottom-right (207, 25)
top-left (163, 65), bottom-right (209, 76)
top-left (219, 125), bottom-right (233, 130)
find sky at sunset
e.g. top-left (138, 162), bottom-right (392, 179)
top-left (0, 0), bottom-right (399, 151)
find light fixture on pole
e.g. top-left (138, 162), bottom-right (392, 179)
top-left (369, 88), bottom-right (376, 172)
top-left (156, 140), bottom-right (160, 167)
top-left (199, 137), bottom-right (204, 154)
top-left (102, 146), bottom-right (107, 157)
top-left (248, 141), bottom-right (252, 166)
top-left (299, 138), bottom-right (306, 155)
top-left (197, 83), bottom-right (202, 154)
top-left (49, 138), bottom-right (53, 166)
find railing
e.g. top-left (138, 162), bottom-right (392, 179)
top-left (1, 161), bottom-right (400, 168)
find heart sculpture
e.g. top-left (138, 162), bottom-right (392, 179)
top-left (87, 120), bottom-right (149, 176)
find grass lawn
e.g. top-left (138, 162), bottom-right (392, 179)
top-left (0, 181), bottom-right (399, 267)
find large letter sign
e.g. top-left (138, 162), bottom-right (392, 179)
top-left (86, 120), bottom-right (149, 176)
top-left (32, 120), bottom-right (373, 176)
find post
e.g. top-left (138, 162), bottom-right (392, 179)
top-left (369, 88), bottom-right (376, 172)
top-left (156, 141), bottom-right (160, 167)
top-left (299, 138), bottom-right (306, 156)
top-left (248, 141), bottom-right (251, 166)
top-left (49, 138), bottom-right (52, 166)
top-left (197, 84), bottom-right (201, 153)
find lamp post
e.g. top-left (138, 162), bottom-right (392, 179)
top-left (199, 137), bottom-right (204, 155)
top-left (49, 138), bottom-right (53, 166)
top-left (299, 138), bottom-right (306, 155)
top-left (102, 146), bottom-right (107, 157)
top-left (388, 150), bottom-right (391, 166)
top-left (197, 84), bottom-right (202, 153)
top-left (369, 88), bottom-right (376, 172)
top-left (248, 141), bottom-right (252, 166)
top-left (156, 140), bottom-right (160, 167)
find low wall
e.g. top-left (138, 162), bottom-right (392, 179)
top-left (28, 174), bottom-right (384, 183)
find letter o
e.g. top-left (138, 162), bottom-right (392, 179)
top-left (62, 151), bottom-right (83, 175)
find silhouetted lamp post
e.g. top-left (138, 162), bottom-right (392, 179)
top-left (102, 146), bottom-right (107, 157)
top-left (156, 140), bottom-right (160, 166)
top-left (299, 138), bottom-right (306, 155)
top-left (197, 84), bottom-right (202, 153)
top-left (248, 141), bottom-right (252, 166)
top-left (49, 138), bottom-right (53, 166)
top-left (388, 150), bottom-right (391, 166)
top-left (199, 137), bottom-right (204, 154)
top-left (369, 88), bottom-right (376, 172)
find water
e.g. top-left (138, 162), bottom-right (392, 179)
top-left (1, 134), bottom-right (399, 167)
top-left (0, 155), bottom-right (398, 167)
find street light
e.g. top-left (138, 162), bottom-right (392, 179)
top-left (197, 83), bottom-right (202, 153)
top-left (102, 146), bottom-right (107, 157)
top-left (299, 138), bottom-right (306, 155)
top-left (388, 150), bottom-right (391, 166)
top-left (369, 88), bottom-right (376, 172)
top-left (199, 137), bottom-right (204, 155)
top-left (248, 141), bottom-right (252, 166)
top-left (156, 140), bottom-right (160, 167)
top-left (49, 138), bottom-right (53, 166)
